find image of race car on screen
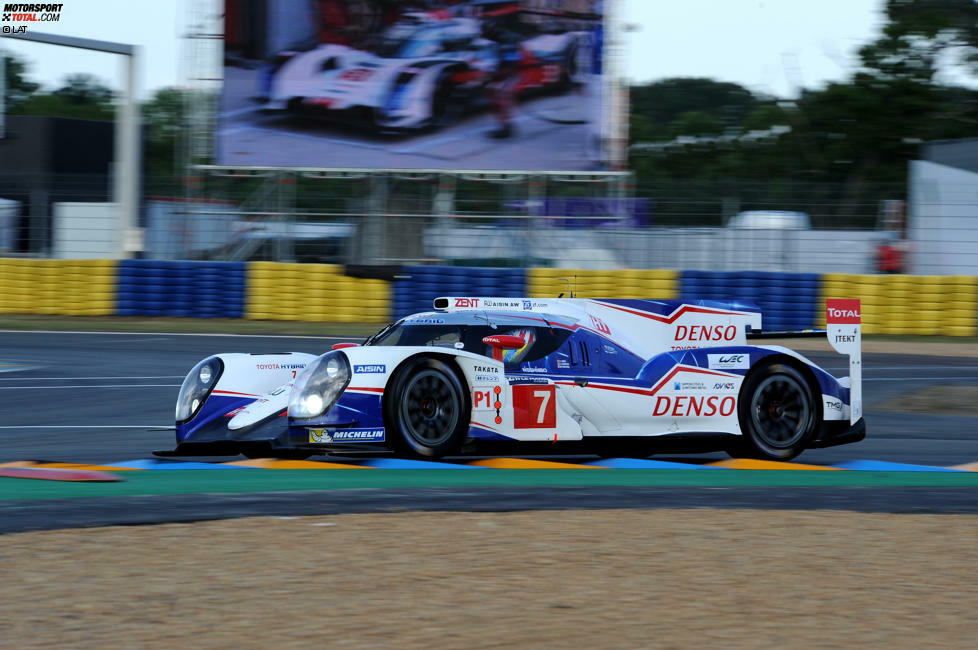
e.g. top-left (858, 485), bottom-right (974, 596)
top-left (219, 0), bottom-right (606, 169)
top-left (159, 296), bottom-right (865, 462)
top-left (261, 9), bottom-right (590, 131)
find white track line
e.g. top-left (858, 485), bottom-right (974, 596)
top-left (0, 425), bottom-right (171, 429)
top-left (864, 377), bottom-right (978, 382)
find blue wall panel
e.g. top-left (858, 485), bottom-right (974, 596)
top-left (116, 260), bottom-right (245, 318)
top-left (393, 266), bottom-right (528, 319)
top-left (680, 270), bottom-right (819, 331)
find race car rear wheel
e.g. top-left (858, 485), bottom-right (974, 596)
top-left (385, 357), bottom-right (469, 458)
top-left (734, 361), bottom-right (816, 461)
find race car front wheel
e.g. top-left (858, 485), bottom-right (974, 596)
top-left (385, 357), bottom-right (469, 458)
top-left (734, 361), bottom-right (816, 461)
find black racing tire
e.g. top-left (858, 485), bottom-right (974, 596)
top-left (384, 356), bottom-right (469, 458)
top-left (732, 361), bottom-right (817, 461)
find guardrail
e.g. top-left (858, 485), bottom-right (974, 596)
top-left (0, 260), bottom-right (975, 336)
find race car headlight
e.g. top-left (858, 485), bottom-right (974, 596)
top-left (175, 356), bottom-right (224, 423)
top-left (288, 351), bottom-right (351, 420)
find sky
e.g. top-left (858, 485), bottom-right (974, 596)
top-left (0, 0), bottom-right (886, 100)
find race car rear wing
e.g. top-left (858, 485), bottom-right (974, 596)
top-left (825, 299), bottom-right (862, 424)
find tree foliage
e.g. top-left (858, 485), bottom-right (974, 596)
top-left (1, 49), bottom-right (40, 107)
top-left (142, 87), bottom-right (186, 177)
top-left (10, 70), bottom-right (115, 121)
top-left (628, 0), bottom-right (978, 226)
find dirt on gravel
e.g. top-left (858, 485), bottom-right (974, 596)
top-left (2, 509), bottom-right (977, 649)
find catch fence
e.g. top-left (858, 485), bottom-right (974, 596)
top-left (0, 170), bottom-right (974, 275)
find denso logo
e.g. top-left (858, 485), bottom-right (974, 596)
top-left (455, 298), bottom-right (479, 308)
top-left (653, 395), bottom-right (736, 417)
top-left (828, 308), bottom-right (860, 319)
top-left (674, 325), bottom-right (737, 342)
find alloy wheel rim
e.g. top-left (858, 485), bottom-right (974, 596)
top-left (401, 370), bottom-right (459, 445)
top-left (750, 374), bottom-right (810, 448)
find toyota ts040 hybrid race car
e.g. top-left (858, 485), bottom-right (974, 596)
top-left (159, 297), bottom-right (866, 462)
top-left (261, 14), bottom-right (590, 131)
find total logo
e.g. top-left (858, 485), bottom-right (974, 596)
top-left (827, 308), bottom-right (861, 320)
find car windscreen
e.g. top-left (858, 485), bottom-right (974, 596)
top-left (376, 26), bottom-right (442, 58)
top-left (370, 323), bottom-right (571, 365)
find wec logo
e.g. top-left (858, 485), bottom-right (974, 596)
top-left (707, 354), bottom-right (749, 370)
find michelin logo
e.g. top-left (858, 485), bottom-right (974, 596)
top-left (308, 428), bottom-right (385, 443)
top-left (354, 364), bottom-right (386, 374)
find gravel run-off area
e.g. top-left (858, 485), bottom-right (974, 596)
top-left (2, 509), bottom-right (977, 648)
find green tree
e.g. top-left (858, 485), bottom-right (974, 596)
top-left (53, 73), bottom-right (114, 105)
top-left (859, 0), bottom-right (978, 82)
top-left (631, 77), bottom-right (760, 134)
top-left (12, 73), bottom-right (114, 120)
top-left (667, 110), bottom-right (724, 139)
top-left (0, 50), bottom-right (40, 108)
top-left (142, 86), bottom-right (187, 177)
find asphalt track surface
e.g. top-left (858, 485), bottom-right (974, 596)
top-left (2, 330), bottom-right (977, 531)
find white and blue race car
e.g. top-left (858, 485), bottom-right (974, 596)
top-left (160, 296), bottom-right (865, 462)
top-left (261, 13), bottom-right (590, 131)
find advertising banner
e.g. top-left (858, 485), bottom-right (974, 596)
top-left (219, 0), bottom-right (610, 170)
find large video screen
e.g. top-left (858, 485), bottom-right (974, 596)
top-left (219, 0), bottom-right (610, 170)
